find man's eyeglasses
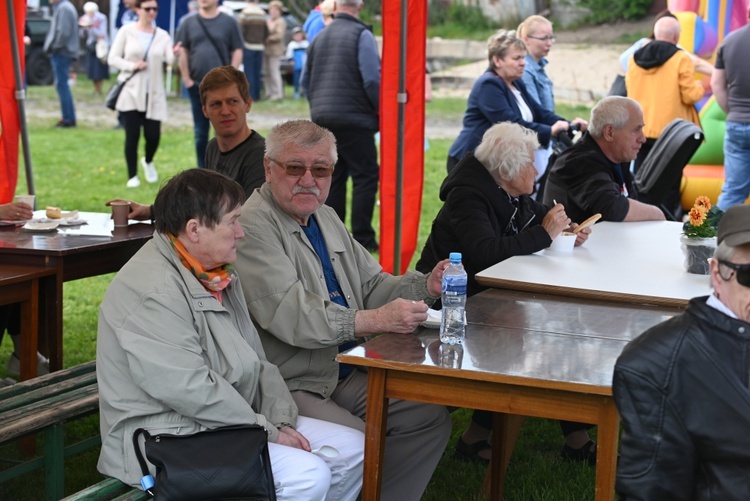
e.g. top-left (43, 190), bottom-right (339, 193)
top-left (142, 6), bottom-right (158, 12)
top-left (269, 158), bottom-right (334, 178)
top-left (528, 35), bottom-right (556, 43)
top-left (718, 260), bottom-right (750, 287)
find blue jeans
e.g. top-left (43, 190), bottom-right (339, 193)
top-left (243, 49), bottom-right (263, 101)
top-left (51, 53), bottom-right (76, 124)
top-left (292, 68), bottom-right (302, 96)
top-left (718, 121), bottom-right (750, 210)
top-left (187, 84), bottom-right (209, 168)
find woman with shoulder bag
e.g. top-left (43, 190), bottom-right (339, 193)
top-left (108, 0), bottom-right (177, 188)
top-left (97, 169), bottom-right (365, 500)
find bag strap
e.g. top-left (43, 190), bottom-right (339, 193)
top-left (133, 428), bottom-right (156, 496)
top-left (122, 30), bottom-right (157, 83)
top-left (195, 16), bottom-right (228, 66)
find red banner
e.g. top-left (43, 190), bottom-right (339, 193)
top-left (0, 0), bottom-right (25, 203)
top-left (379, 0), bottom-right (427, 274)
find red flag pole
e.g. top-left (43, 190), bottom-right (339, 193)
top-left (1, 0), bottom-right (33, 202)
top-left (379, 0), bottom-right (426, 274)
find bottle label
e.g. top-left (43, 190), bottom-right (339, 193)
top-left (442, 277), bottom-right (467, 295)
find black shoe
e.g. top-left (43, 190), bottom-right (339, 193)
top-left (55, 120), bottom-right (76, 128)
top-left (560, 440), bottom-right (596, 465)
top-left (454, 437), bottom-right (491, 464)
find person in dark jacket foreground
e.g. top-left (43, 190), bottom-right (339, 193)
top-left (417, 121), bottom-right (592, 463)
top-left (613, 203), bottom-right (750, 500)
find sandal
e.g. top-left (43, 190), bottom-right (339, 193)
top-left (560, 439), bottom-right (597, 466)
top-left (454, 437), bottom-right (492, 464)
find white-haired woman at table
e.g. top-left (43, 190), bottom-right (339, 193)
top-left (418, 122), bottom-right (593, 464)
top-left (97, 169), bottom-right (364, 500)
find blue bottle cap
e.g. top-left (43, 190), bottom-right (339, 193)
top-left (140, 475), bottom-right (155, 492)
top-left (449, 252), bottom-right (462, 263)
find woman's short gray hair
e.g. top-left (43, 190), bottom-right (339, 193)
top-left (487, 29), bottom-right (526, 69)
top-left (589, 96), bottom-right (641, 138)
top-left (475, 122), bottom-right (539, 182)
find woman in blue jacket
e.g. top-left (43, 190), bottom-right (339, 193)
top-left (447, 30), bottom-right (587, 183)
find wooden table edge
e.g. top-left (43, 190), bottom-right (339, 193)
top-left (474, 276), bottom-right (690, 308)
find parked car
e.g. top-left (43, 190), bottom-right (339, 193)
top-left (25, 9), bottom-right (53, 85)
top-left (222, 0), bottom-right (301, 84)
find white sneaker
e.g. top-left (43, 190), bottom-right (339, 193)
top-left (142, 157), bottom-right (158, 183)
top-left (126, 176), bottom-right (140, 188)
top-left (7, 352), bottom-right (50, 377)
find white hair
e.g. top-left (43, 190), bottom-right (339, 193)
top-left (474, 122), bottom-right (539, 182)
top-left (83, 2), bottom-right (98, 13)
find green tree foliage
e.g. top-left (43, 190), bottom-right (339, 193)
top-left (580, 0), bottom-right (651, 23)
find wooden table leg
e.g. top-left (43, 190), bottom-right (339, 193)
top-left (595, 400), bottom-right (620, 501)
top-left (39, 273), bottom-right (63, 372)
top-left (362, 368), bottom-right (388, 501)
top-left (483, 413), bottom-right (525, 500)
top-left (18, 280), bottom-right (39, 381)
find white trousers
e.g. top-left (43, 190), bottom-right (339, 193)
top-left (269, 416), bottom-right (364, 501)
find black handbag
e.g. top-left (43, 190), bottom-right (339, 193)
top-left (105, 31), bottom-right (157, 111)
top-left (105, 78), bottom-right (129, 110)
top-left (133, 425), bottom-right (276, 501)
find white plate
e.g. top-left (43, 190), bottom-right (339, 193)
top-left (23, 221), bottom-right (60, 232)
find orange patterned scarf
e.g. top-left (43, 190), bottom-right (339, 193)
top-left (169, 235), bottom-right (234, 302)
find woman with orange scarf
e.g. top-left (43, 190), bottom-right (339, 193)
top-left (96, 169), bottom-right (364, 500)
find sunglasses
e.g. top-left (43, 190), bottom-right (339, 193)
top-left (269, 158), bottom-right (334, 178)
top-left (142, 6), bottom-right (158, 12)
top-left (718, 260), bottom-right (750, 287)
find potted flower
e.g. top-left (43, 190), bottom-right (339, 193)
top-left (681, 196), bottom-right (723, 274)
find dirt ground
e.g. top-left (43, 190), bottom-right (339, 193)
top-left (431, 18), bottom-right (655, 105)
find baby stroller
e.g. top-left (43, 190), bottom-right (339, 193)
top-left (634, 119), bottom-right (704, 221)
top-left (535, 123), bottom-right (581, 202)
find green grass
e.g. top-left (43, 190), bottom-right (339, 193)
top-left (0, 76), bottom-right (596, 499)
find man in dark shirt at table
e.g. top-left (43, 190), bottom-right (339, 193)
top-left (543, 96), bottom-right (665, 223)
top-left (107, 66), bottom-right (264, 219)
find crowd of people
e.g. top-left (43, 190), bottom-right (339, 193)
top-left (5, 2), bottom-right (750, 499)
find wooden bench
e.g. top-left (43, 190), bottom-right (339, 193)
top-left (0, 361), bottom-right (100, 500)
top-left (61, 477), bottom-right (149, 501)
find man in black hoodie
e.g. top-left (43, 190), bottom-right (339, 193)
top-left (625, 16), bottom-right (704, 171)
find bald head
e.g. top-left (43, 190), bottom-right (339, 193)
top-left (654, 16), bottom-right (680, 44)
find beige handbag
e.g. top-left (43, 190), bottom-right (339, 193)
top-left (96, 39), bottom-right (108, 63)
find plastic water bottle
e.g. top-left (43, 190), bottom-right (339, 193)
top-left (440, 252), bottom-right (467, 345)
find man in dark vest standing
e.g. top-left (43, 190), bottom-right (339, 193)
top-left (302, 0), bottom-right (381, 252)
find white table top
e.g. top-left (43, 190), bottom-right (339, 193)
top-left (475, 221), bottom-right (712, 307)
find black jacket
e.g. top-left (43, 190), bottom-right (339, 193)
top-left (304, 13), bottom-right (379, 130)
top-left (613, 297), bottom-right (750, 500)
top-left (543, 132), bottom-right (637, 223)
top-left (416, 153), bottom-right (552, 297)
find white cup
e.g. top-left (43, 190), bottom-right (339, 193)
top-left (15, 194), bottom-right (35, 209)
top-left (547, 231), bottom-right (576, 253)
